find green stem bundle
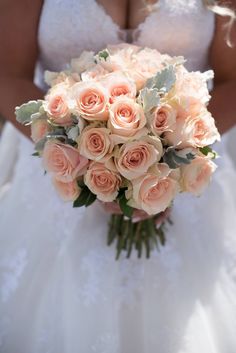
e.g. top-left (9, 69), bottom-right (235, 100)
top-left (108, 214), bottom-right (166, 260)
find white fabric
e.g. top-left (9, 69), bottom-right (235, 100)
top-left (0, 1), bottom-right (236, 352)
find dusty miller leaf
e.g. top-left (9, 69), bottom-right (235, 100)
top-left (146, 66), bottom-right (176, 94)
top-left (66, 125), bottom-right (80, 141)
top-left (138, 88), bottom-right (160, 113)
top-left (15, 100), bottom-right (43, 125)
top-left (35, 137), bottom-right (47, 152)
top-left (163, 147), bottom-right (195, 169)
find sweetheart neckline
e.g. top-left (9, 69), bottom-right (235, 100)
top-left (93, 0), bottom-right (156, 43)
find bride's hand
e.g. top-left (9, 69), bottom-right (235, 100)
top-left (100, 201), bottom-right (171, 225)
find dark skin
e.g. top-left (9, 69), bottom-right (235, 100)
top-left (0, 0), bottom-right (235, 140)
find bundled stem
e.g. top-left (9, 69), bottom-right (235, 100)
top-left (108, 214), bottom-right (166, 260)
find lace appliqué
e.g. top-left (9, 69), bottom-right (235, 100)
top-left (0, 248), bottom-right (28, 303)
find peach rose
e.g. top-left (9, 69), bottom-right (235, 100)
top-left (78, 127), bottom-right (114, 161)
top-left (181, 155), bottom-right (217, 196)
top-left (99, 43), bottom-right (140, 72)
top-left (150, 104), bottom-right (177, 136)
top-left (44, 83), bottom-right (73, 126)
top-left (172, 66), bottom-right (213, 104)
top-left (85, 162), bottom-right (121, 202)
top-left (128, 48), bottom-right (164, 89)
top-left (129, 173), bottom-right (178, 215)
top-left (164, 99), bottom-right (220, 148)
top-left (31, 118), bottom-right (50, 143)
top-left (42, 141), bottom-right (88, 182)
top-left (108, 97), bottom-right (147, 139)
top-left (44, 71), bottom-right (69, 87)
top-left (115, 139), bottom-right (162, 180)
top-left (81, 64), bottom-right (109, 82)
top-left (102, 72), bottom-right (136, 104)
top-left (70, 51), bottom-right (95, 74)
top-left (52, 178), bottom-right (81, 201)
top-left (72, 82), bottom-right (109, 121)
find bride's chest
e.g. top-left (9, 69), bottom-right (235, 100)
top-left (37, 0), bottom-right (215, 72)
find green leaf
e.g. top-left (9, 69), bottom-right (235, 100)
top-left (85, 192), bottom-right (96, 207)
top-left (119, 194), bottom-right (134, 218)
top-left (199, 146), bottom-right (217, 159)
top-left (138, 88), bottom-right (160, 113)
top-left (163, 147), bottom-right (195, 169)
top-left (77, 179), bottom-right (85, 188)
top-left (73, 186), bottom-right (96, 208)
top-left (117, 187), bottom-right (128, 200)
top-left (32, 152), bottom-right (40, 157)
top-left (98, 49), bottom-right (109, 61)
top-left (73, 187), bottom-right (89, 207)
top-left (146, 66), bottom-right (176, 94)
top-left (15, 100), bottom-right (43, 125)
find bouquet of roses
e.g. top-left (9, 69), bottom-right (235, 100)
top-left (15, 44), bottom-right (220, 259)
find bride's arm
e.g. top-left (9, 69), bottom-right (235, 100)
top-left (208, 4), bottom-right (236, 134)
top-left (0, 0), bottom-right (44, 139)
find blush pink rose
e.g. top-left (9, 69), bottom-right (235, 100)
top-left (81, 64), bottom-right (109, 82)
top-left (128, 48), bottom-right (164, 90)
top-left (43, 141), bottom-right (88, 182)
top-left (181, 155), bottom-right (217, 196)
top-left (31, 118), bottom-right (50, 143)
top-left (108, 97), bottom-right (147, 139)
top-left (72, 82), bottom-right (109, 121)
top-left (164, 98), bottom-right (220, 148)
top-left (44, 83), bottom-right (73, 126)
top-left (115, 139), bottom-right (162, 180)
top-left (44, 71), bottom-right (69, 87)
top-left (70, 51), bottom-right (95, 74)
top-left (52, 178), bottom-right (81, 201)
top-left (99, 43), bottom-right (140, 72)
top-left (78, 127), bottom-right (114, 161)
top-left (150, 104), bottom-right (177, 136)
top-left (173, 66), bottom-right (213, 104)
top-left (84, 162), bottom-right (121, 202)
top-left (102, 72), bottom-right (136, 104)
top-left (129, 174), bottom-right (179, 215)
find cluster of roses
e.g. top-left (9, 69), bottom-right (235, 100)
top-left (16, 44), bottom-right (220, 217)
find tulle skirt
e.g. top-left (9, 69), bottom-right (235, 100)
top-left (0, 122), bottom-right (236, 353)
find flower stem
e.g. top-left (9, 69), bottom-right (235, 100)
top-left (107, 214), bottom-right (167, 259)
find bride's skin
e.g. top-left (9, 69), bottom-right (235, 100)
top-left (0, 0), bottom-right (235, 140)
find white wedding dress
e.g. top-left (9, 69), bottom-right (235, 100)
top-left (0, 1), bottom-right (236, 352)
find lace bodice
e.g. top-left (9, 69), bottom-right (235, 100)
top-left (37, 0), bottom-right (215, 88)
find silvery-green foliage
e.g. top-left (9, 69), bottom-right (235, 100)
top-left (163, 147), bottom-right (195, 169)
top-left (35, 137), bottom-right (48, 152)
top-left (15, 100), bottom-right (43, 125)
top-left (66, 125), bottom-right (80, 141)
top-left (146, 66), bottom-right (176, 94)
top-left (138, 87), bottom-right (160, 113)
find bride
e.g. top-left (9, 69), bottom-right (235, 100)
top-left (0, 1), bottom-right (236, 352)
